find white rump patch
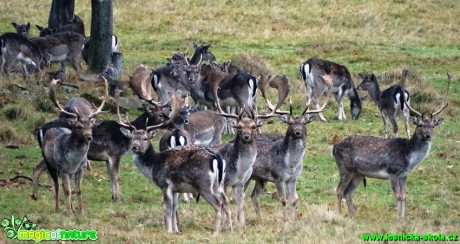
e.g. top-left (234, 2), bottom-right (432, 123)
top-left (179, 136), bottom-right (186, 146)
top-left (154, 75), bottom-right (160, 89)
top-left (170, 136), bottom-right (177, 148)
top-left (112, 35), bottom-right (119, 52)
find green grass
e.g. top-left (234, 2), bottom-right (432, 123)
top-left (1, 0), bottom-right (460, 243)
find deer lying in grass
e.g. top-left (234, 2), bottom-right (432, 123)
top-left (32, 80), bottom-right (168, 202)
top-left (214, 109), bottom-right (274, 226)
top-left (333, 73), bottom-right (451, 219)
top-left (300, 57), bottom-right (361, 121)
top-left (248, 92), bottom-right (331, 220)
top-left (0, 33), bottom-right (42, 78)
top-left (41, 79), bottom-right (107, 213)
top-left (119, 120), bottom-right (232, 235)
top-left (357, 70), bottom-right (411, 138)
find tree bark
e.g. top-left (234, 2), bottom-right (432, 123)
top-left (87, 0), bottom-right (113, 73)
top-left (48, 0), bottom-right (75, 28)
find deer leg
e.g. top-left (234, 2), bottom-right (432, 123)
top-left (49, 169), bottom-right (60, 212)
top-left (171, 192), bottom-right (180, 233)
top-left (250, 179), bottom-right (265, 216)
top-left (31, 160), bottom-right (47, 200)
top-left (162, 189), bottom-right (174, 233)
top-left (334, 93), bottom-right (346, 121)
top-left (336, 172), bottom-right (354, 215)
top-left (381, 112), bottom-right (389, 139)
top-left (74, 166), bottom-right (84, 213)
top-left (389, 113), bottom-right (398, 138)
top-left (199, 191), bottom-right (223, 236)
top-left (275, 181), bottom-right (287, 220)
top-left (399, 177), bottom-right (408, 219)
top-left (286, 180), bottom-right (298, 221)
top-left (233, 184), bottom-right (245, 226)
top-left (390, 176), bottom-right (402, 219)
top-left (106, 157), bottom-right (121, 202)
top-left (61, 174), bottom-right (74, 214)
top-left (344, 176), bottom-right (363, 219)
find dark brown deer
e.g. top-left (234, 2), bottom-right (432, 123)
top-left (119, 122), bottom-right (232, 235)
top-left (333, 73), bottom-right (451, 219)
top-left (11, 22), bottom-right (30, 38)
top-left (300, 57), bottom-right (362, 121)
top-left (248, 92), bottom-right (330, 220)
top-left (41, 79), bottom-right (107, 213)
top-left (357, 71), bottom-right (411, 138)
top-left (35, 15), bottom-right (85, 37)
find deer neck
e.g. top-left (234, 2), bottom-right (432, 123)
top-left (133, 143), bottom-right (157, 181)
top-left (282, 128), bottom-right (307, 165)
top-left (406, 133), bottom-right (432, 171)
top-left (369, 84), bottom-right (381, 104)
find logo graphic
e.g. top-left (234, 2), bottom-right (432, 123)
top-left (2, 214), bottom-right (98, 242)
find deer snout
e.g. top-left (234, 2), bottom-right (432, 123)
top-left (85, 136), bottom-right (93, 142)
top-left (183, 119), bottom-right (189, 124)
top-left (131, 144), bottom-right (140, 151)
top-left (242, 134), bottom-right (251, 141)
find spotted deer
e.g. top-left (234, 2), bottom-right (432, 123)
top-left (118, 120), bottom-right (232, 235)
top-left (333, 73), bottom-right (451, 219)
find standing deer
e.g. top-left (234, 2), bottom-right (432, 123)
top-left (333, 73), bottom-right (451, 219)
top-left (119, 121), bottom-right (232, 235)
top-left (41, 79), bottom-right (107, 213)
top-left (0, 33), bottom-right (42, 78)
top-left (300, 57), bottom-right (361, 121)
top-left (357, 71), bottom-right (411, 138)
top-left (248, 93), bottom-right (330, 220)
top-left (214, 109), bottom-right (274, 226)
top-left (31, 83), bottom-right (167, 202)
top-left (11, 22), bottom-right (30, 38)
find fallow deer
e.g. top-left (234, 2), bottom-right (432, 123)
top-left (300, 57), bottom-right (361, 121)
top-left (41, 79), bottom-right (107, 213)
top-left (248, 91), bottom-right (331, 220)
top-left (0, 32), bottom-right (42, 78)
top-left (119, 121), bottom-right (232, 235)
top-left (259, 74), bottom-right (290, 114)
top-left (357, 70), bottom-right (411, 138)
top-left (333, 73), bottom-right (451, 219)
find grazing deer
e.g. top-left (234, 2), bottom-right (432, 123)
top-left (31, 83), bottom-right (167, 202)
top-left (214, 109), bottom-right (274, 226)
top-left (259, 74), bottom-right (290, 114)
top-left (357, 71), bottom-right (411, 138)
top-left (31, 31), bottom-right (85, 75)
top-left (333, 73), bottom-right (451, 219)
top-left (0, 33), bottom-right (42, 78)
top-left (11, 22), bottom-right (30, 38)
top-left (41, 79), bottom-right (107, 213)
top-left (119, 121), bottom-right (232, 235)
top-left (300, 57), bottom-right (361, 121)
top-left (248, 93), bottom-right (330, 220)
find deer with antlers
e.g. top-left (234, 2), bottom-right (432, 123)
top-left (333, 73), bottom-right (451, 219)
top-left (40, 78), bottom-right (107, 213)
top-left (118, 117), bottom-right (232, 235)
top-left (247, 89), bottom-right (331, 220)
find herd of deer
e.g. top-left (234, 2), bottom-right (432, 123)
top-left (2, 19), bottom-right (451, 234)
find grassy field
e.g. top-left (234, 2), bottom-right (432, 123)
top-left (1, 0), bottom-right (459, 243)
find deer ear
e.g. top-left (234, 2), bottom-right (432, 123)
top-left (11, 22), bottom-right (18, 28)
top-left (148, 130), bottom-right (156, 139)
top-left (358, 73), bottom-right (365, 79)
top-left (120, 127), bottom-right (131, 137)
top-left (279, 115), bottom-right (289, 124)
top-left (304, 116), bottom-right (314, 124)
top-left (410, 116), bottom-right (419, 125)
top-left (256, 120), bottom-right (264, 127)
top-left (434, 118), bottom-right (444, 127)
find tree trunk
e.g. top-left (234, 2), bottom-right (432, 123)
top-left (48, 0), bottom-right (75, 28)
top-left (87, 0), bottom-right (113, 73)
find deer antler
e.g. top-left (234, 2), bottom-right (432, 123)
top-left (115, 88), bottom-right (136, 130)
top-left (432, 72), bottom-right (451, 116)
top-left (89, 76), bottom-right (109, 118)
top-left (49, 79), bottom-right (78, 118)
top-left (145, 92), bottom-right (182, 131)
